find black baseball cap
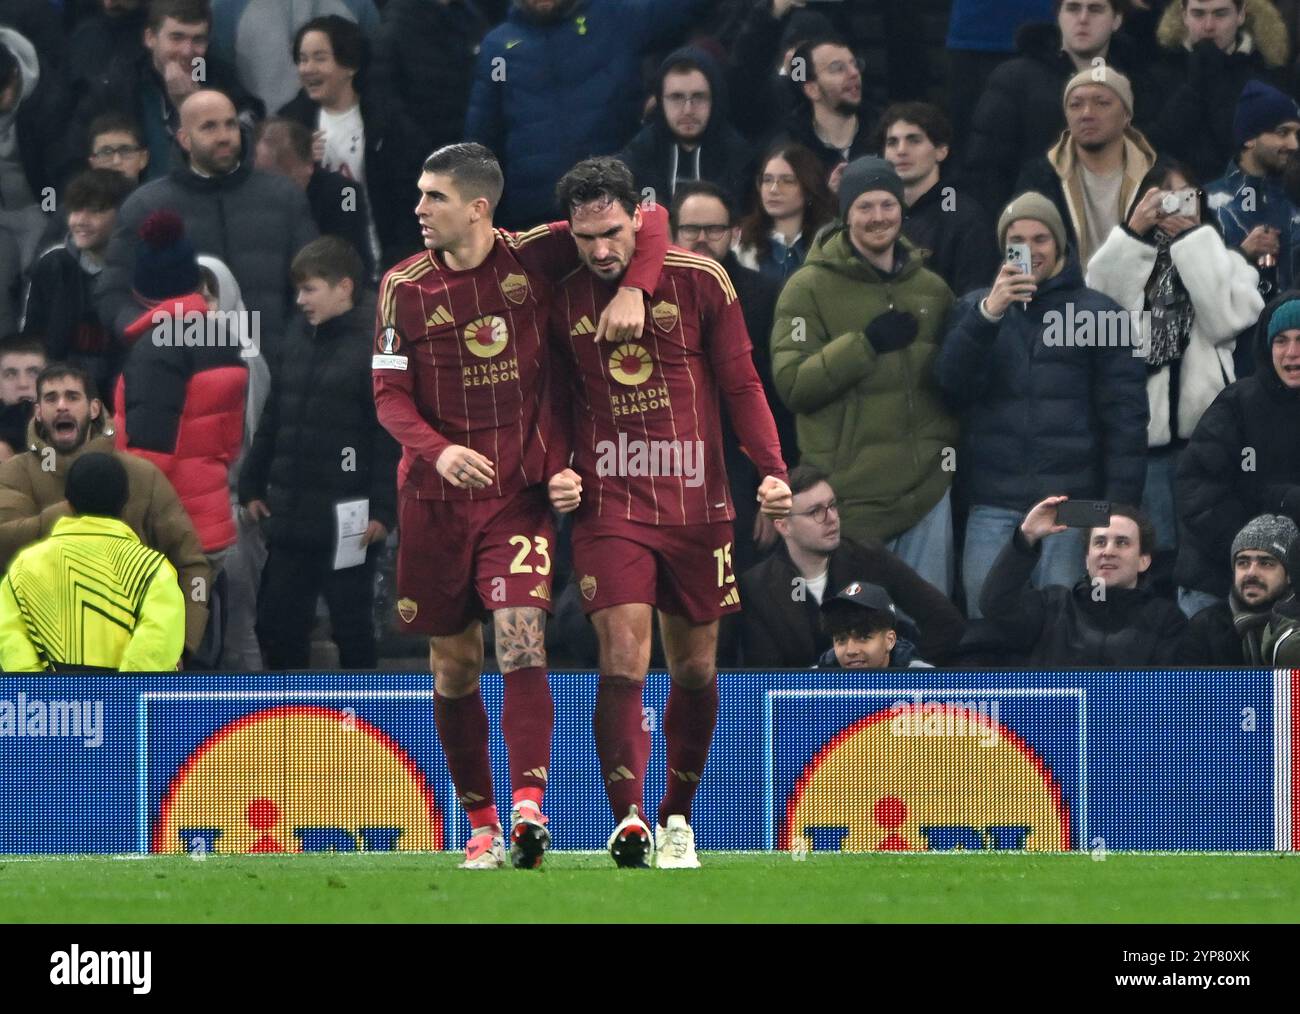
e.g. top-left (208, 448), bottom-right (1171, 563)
top-left (820, 581), bottom-right (895, 616)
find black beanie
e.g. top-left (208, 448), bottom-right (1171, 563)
top-left (66, 453), bottom-right (129, 518)
top-left (838, 156), bottom-right (906, 218)
top-left (133, 210), bottom-right (201, 302)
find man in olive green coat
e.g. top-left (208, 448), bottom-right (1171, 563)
top-left (771, 156), bottom-right (958, 594)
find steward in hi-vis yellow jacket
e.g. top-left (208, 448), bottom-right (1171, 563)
top-left (0, 514), bottom-right (185, 671)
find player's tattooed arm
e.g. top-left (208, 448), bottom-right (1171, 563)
top-left (494, 606), bottom-right (547, 672)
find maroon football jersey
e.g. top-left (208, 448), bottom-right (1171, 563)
top-left (373, 212), bottom-right (668, 501)
top-left (552, 248), bottom-right (788, 526)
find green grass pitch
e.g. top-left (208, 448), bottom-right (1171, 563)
top-left (2, 852), bottom-right (1298, 922)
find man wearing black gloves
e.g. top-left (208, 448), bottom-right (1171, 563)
top-left (772, 156), bottom-right (958, 595)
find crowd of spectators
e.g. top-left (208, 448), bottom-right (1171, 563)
top-left (0, 0), bottom-right (1296, 671)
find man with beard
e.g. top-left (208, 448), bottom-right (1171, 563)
top-left (782, 35), bottom-right (874, 178)
top-left (1179, 514), bottom-right (1296, 663)
top-left (1205, 81), bottom-right (1300, 293)
top-left (0, 363), bottom-right (209, 655)
top-left (95, 90), bottom-right (317, 360)
top-left (1015, 66), bottom-right (1157, 268)
top-left (773, 157), bottom-right (958, 595)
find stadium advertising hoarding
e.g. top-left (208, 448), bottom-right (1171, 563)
top-left (0, 670), bottom-right (1294, 854)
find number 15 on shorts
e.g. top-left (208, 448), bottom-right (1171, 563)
top-left (713, 542), bottom-right (735, 587)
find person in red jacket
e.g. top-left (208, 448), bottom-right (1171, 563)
top-left (113, 210), bottom-right (248, 562)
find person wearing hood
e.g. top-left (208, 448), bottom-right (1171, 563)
top-left (94, 89), bottom-right (318, 360)
top-left (0, 362), bottom-right (209, 655)
top-left (0, 26), bottom-right (65, 270)
top-left (113, 208), bottom-right (248, 560)
top-left (1014, 66), bottom-right (1158, 269)
top-left (772, 157), bottom-right (959, 595)
top-left (936, 193), bottom-right (1149, 617)
top-left (1178, 513), bottom-right (1296, 663)
top-left (464, 0), bottom-right (711, 230)
top-left (815, 580), bottom-right (933, 670)
top-left (619, 47), bottom-right (752, 209)
top-left (1147, 0), bottom-right (1291, 187)
top-left (980, 496), bottom-right (1187, 667)
top-left (198, 250), bottom-right (269, 671)
top-left (22, 168), bottom-right (135, 403)
top-left (1174, 291), bottom-right (1300, 616)
top-left (964, 0), bottom-right (1157, 216)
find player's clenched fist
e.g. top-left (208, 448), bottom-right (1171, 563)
top-left (547, 468), bottom-right (582, 514)
top-left (436, 444), bottom-right (496, 489)
top-left (757, 475), bottom-right (793, 517)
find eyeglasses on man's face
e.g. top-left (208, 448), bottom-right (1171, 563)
top-left (676, 224), bottom-right (729, 240)
top-left (791, 499), bottom-right (838, 524)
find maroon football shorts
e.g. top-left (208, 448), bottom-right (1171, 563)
top-left (569, 514), bottom-right (740, 623)
top-left (395, 486), bottom-right (556, 636)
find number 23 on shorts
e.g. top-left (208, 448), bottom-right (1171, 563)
top-left (508, 535), bottom-right (552, 575)
top-left (713, 542), bottom-right (735, 588)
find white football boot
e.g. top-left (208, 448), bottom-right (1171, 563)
top-left (654, 814), bottom-right (701, 869)
top-left (459, 826), bottom-right (506, 869)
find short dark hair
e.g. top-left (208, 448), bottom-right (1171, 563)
top-left (822, 600), bottom-right (896, 641)
top-left (875, 102), bottom-right (953, 153)
top-left (65, 169), bottom-right (134, 213)
top-left (88, 112), bottom-right (144, 152)
top-left (147, 0), bottom-right (211, 33)
top-left (1090, 503), bottom-right (1156, 556)
top-left (1180, 0), bottom-right (1241, 9)
top-left (556, 157), bottom-right (640, 219)
top-left (791, 35), bottom-right (854, 87)
top-left (254, 117), bottom-right (313, 169)
top-left (669, 181), bottom-right (734, 231)
top-left (36, 363), bottom-right (98, 403)
top-left (66, 453), bottom-right (129, 518)
top-left (0, 335), bottom-right (46, 363)
top-left (787, 463), bottom-right (831, 498)
top-left (292, 14), bottom-right (367, 81)
top-left (423, 142), bottom-right (505, 213)
top-left (291, 235), bottom-right (365, 294)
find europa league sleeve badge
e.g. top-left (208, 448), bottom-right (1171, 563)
top-left (373, 324), bottom-right (409, 371)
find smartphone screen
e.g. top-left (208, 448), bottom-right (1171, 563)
top-left (1055, 500), bottom-right (1112, 528)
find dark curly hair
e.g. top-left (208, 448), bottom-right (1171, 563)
top-left (555, 157), bottom-right (641, 219)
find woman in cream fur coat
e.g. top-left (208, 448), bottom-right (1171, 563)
top-left (1086, 161), bottom-right (1265, 552)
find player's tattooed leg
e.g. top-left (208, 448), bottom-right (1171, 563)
top-left (494, 606), bottom-right (547, 673)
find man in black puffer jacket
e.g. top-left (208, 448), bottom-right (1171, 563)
top-left (238, 237), bottom-right (399, 669)
top-left (620, 47), bottom-right (752, 209)
top-left (964, 2), bottom-right (1156, 215)
top-left (94, 90), bottom-right (318, 363)
top-left (981, 497), bottom-right (1187, 667)
top-left (936, 192), bottom-right (1148, 617)
top-left (1174, 291), bottom-right (1300, 616)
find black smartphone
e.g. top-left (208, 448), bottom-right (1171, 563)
top-left (1056, 499), bottom-right (1111, 528)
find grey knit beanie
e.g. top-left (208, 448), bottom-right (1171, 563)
top-left (1231, 515), bottom-right (1300, 573)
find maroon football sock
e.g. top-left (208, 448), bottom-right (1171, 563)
top-left (434, 690), bottom-right (498, 830)
top-left (657, 675), bottom-right (719, 826)
top-left (593, 675), bottom-right (650, 821)
top-left (501, 665), bottom-right (553, 809)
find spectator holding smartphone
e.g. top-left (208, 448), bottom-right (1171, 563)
top-left (979, 495), bottom-right (1187, 666)
top-left (1086, 162), bottom-right (1265, 555)
top-left (937, 192), bottom-right (1149, 616)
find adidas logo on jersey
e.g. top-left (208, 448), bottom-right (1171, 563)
top-left (719, 587), bottom-right (740, 608)
top-left (529, 581), bottom-right (550, 602)
top-left (606, 765), bottom-right (636, 784)
top-left (425, 305), bottom-right (453, 328)
top-left (570, 315), bottom-right (596, 336)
